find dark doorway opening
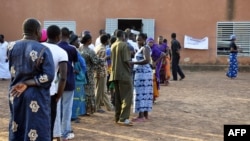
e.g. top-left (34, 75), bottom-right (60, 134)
top-left (118, 19), bottom-right (142, 32)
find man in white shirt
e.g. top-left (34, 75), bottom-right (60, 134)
top-left (41, 25), bottom-right (68, 141)
top-left (95, 29), bottom-right (106, 47)
top-left (0, 34), bottom-right (11, 80)
top-left (127, 32), bottom-right (139, 52)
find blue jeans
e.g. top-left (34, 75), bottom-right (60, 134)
top-left (61, 91), bottom-right (74, 138)
top-left (53, 98), bottom-right (61, 137)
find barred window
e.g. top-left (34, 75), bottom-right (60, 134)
top-left (43, 21), bottom-right (76, 33)
top-left (217, 22), bottom-right (250, 56)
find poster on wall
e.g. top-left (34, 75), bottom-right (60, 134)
top-left (184, 35), bottom-right (209, 50)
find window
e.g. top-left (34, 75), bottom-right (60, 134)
top-left (217, 22), bottom-right (250, 56)
top-left (43, 21), bottom-right (76, 33)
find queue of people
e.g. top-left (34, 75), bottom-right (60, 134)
top-left (4, 17), bottom-right (190, 141)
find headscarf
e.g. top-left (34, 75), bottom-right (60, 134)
top-left (146, 37), bottom-right (154, 43)
top-left (69, 34), bottom-right (78, 44)
top-left (40, 29), bottom-right (47, 42)
top-left (230, 34), bottom-right (236, 40)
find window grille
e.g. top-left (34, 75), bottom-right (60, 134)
top-left (217, 22), bottom-right (250, 56)
top-left (43, 21), bottom-right (76, 33)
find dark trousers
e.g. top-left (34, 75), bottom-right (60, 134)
top-left (114, 80), bottom-right (133, 122)
top-left (51, 94), bottom-right (58, 141)
top-left (172, 56), bottom-right (185, 80)
top-left (106, 74), bottom-right (111, 91)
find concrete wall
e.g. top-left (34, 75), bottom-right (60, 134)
top-left (1, 0), bottom-right (250, 65)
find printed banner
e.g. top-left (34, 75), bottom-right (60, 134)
top-left (184, 35), bottom-right (209, 50)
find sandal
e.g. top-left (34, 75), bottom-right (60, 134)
top-left (164, 80), bottom-right (169, 86)
top-left (117, 119), bottom-right (133, 126)
top-left (132, 117), bottom-right (145, 122)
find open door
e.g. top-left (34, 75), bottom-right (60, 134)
top-left (106, 18), bottom-right (155, 38)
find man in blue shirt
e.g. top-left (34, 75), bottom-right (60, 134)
top-left (57, 27), bottom-right (78, 140)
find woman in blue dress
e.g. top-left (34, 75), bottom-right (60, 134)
top-left (69, 34), bottom-right (87, 122)
top-left (226, 35), bottom-right (238, 79)
top-left (132, 33), bottom-right (153, 122)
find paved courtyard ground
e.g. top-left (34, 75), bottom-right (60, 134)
top-left (0, 71), bottom-right (249, 141)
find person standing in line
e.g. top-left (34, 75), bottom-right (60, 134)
top-left (124, 33), bottom-right (136, 59)
top-left (8, 18), bottom-right (55, 141)
top-left (107, 36), bottom-right (117, 107)
top-left (94, 34), bottom-right (113, 113)
top-left (0, 34), bottom-right (11, 80)
top-left (226, 34), bottom-right (238, 79)
top-left (79, 33), bottom-right (105, 115)
top-left (40, 29), bottom-right (48, 42)
top-left (109, 30), bottom-right (133, 126)
top-left (127, 32), bottom-right (139, 53)
top-left (95, 29), bottom-right (106, 47)
top-left (171, 33), bottom-right (185, 81)
top-left (41, 25), bottom-right (68, 141)
top-left (57, 27), bottom-right (78, 140)
top-left (147, 38), bottom-right (166, 103)
top-left (131, 33), bottom-right (153, 122)
top-left (69, 33), bottom-right (87, 122)
top-left (163, 38), bottom-right (171, 85)
top-left (81, 30), bottom-right (95, 50)
top-left (157, 36), bottom-right (167, 52)
top-left (157, 36), bottom-right (168, 84)
top-left (105, 34), bottom-right (112, 94)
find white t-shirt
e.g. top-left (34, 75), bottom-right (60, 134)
top-left (42, 42), bottom-right (68, 96)
top-left (88, 43), bottom-right (95, 50)
top-left (0, 41), bottom-right (11, 79)
top-left (95, 36), bottom-right (101, 47)
top-left (127, 39), bottom-right (139, 52)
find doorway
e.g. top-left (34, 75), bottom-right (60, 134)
top-left (118, 19), bottom-right (142, 32)
top-left (105, 18), bottom-right (155, 38)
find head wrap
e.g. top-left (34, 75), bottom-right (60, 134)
top-left (40, 29), bottom-right (47, 42)
top-left (82, 30), bottom-right (91, 36)
top-left (146, 37), bottom-right (154, 43)
top-left (69, 34), bottom-right (78, 44)
top-left (230, 34), bottom-right (236, 40)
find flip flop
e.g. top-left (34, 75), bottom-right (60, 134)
top-left (132, 117), bottom-right (145, 122)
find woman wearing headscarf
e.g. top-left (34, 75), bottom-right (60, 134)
top-left (226, 34), bottom-right (238, 79)
top-left (147, 38), bottom-right (165, 103)
top-left (69, 33), bottom-right (87, 122)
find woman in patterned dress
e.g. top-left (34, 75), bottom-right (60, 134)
top-left (69, 33), bottom-right (87, 121)
top-left (132, 33), bottom-right (153, 122)
top-left (226, 34), bottom-right (238, 79)
top-left (147, 38), bottom-right (166, 103)
top-left (79, 33), bottom-right (104, 114)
